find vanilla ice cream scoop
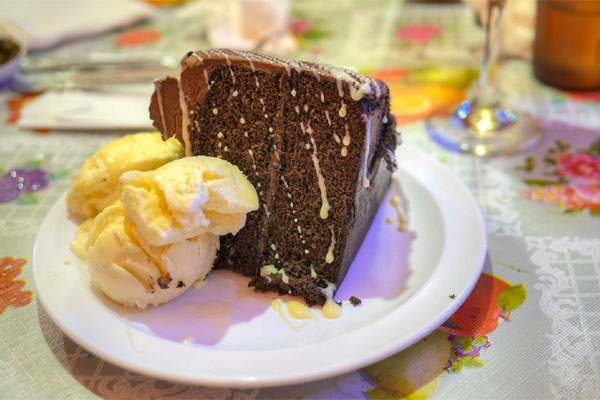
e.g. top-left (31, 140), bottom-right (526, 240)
top-left (66, 132), bottom-right (183, 220)
top-left (119, 156), bottom-right (259, 247)
top-left (84, 200), bottom-right (219, 308)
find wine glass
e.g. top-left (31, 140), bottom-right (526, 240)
top-left (426, 0), bottom-right (541, 157)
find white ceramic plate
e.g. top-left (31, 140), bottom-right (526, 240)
top-left (33, 143), bottom-right (486, 388)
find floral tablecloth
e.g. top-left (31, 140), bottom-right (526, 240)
top-left (2, 2), bottom-right (599, 399)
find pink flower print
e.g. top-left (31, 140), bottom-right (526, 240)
top-left (291, 19), bottom-right (311, 36)
top-left (571, 179), bottom-right (600, 204)
top-left (396, 24), bottom-right (441, 44)
top-left (557, 153), bottom-right (600, 181)
top-left (556, 153), bottom-right (600, 204)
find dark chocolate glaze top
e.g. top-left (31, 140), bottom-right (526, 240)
top-left (150, 48), bottom-right (398, 171)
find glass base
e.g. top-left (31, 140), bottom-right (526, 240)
top-left (426, 102), bottom-right (542, 157)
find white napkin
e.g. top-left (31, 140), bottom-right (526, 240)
top-left (176, 0), bottom-right (297, 56)
top-left (1, 0), bottom-right (156, 51)
top-left (18, 88), bottom-right (154, 130)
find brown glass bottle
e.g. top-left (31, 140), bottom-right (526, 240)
top-left (533, 0), bottom-right (600, 90)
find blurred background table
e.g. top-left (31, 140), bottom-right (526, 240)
top-left (1, 0), bottom-right (599, 398)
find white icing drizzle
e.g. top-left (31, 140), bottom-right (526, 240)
top-left (390, 196), bottom-right (408, 232)
top-left (281, 176), bottom-right (289, 188)
top-left (341, 124), bottom-right (350, 157)
top-left (261, 264), bottom-right (278, 277)
top-left (154, 80), bottom-right (168, 136)
top-left (191, 52), bottom-right (202, 62)
top-left (336, 78), bottom-right (344, 98)
top-left (193, 49), bottom-right (381, 102)
top-left (305, 124), bottom-right (330, 219)
top-left (231, 48), bottom-right (256, 72)
top-left (374, 83), bottom-right (381, 98)
top-left (180, 335), bottom-right (196, 344)
top-left (203, 69), bottom-right (210, 89)
top-left (319, 282), bottom-right (337, 306)
top-left (176, 80), bottom-right (192, 156)
top-left (343, 124), bottom-right (351, 146)
top-left (339, 101), bottom-right (347, 118)
top-left (325, 228), bottom-right (336, 264)
top-left (325, 110), bottom-right (332, 126)
top-left (222, 51), bottom-right (231, 66)
top-left (280, 269), bottom-right (289, 284)
top-left (362, 114), bottom-right (371, 188)
top-left (248, 149), bottom-right (257, 170)
top-left (298, 61), bottom-right (321, 82)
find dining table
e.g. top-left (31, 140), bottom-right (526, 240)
top-left (1, 1), bottom-right (600, 399)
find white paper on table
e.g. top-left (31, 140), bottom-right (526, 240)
top-left (18, 89), bottom-right (154, 131)
top-left (1, 0), bottom-right (156, 51)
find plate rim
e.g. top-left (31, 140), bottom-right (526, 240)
top-left (33, 142), bottom-right (487, 388)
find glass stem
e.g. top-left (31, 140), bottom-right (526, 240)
top-left (476, 0), bottom-right (506, 107)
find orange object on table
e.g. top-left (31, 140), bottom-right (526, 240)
top-left (388, 83), bottom-right (466, 126)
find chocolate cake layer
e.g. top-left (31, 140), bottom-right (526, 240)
top-left (149, 49), bottom-right (398, 305)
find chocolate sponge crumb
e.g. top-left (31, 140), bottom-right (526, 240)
top-left (349, 296), bottom-right (362, 306)
top-left (249, 264), bottom-right (328, 306)
top-left (157, 277), bottom-right (169, 289)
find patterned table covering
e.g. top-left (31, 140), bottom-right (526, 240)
top-left (1, 2), bottom-right (599, 399)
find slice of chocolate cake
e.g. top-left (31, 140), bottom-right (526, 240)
top-left (149, 49), bottom-right (398, 306)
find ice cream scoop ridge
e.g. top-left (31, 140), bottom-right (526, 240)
top-left (119, 156), bottom-right (259, 247)
top-left (84, 201), bottom-right (219, 308)
top-left (66, 132), bottom-right (183, 220)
